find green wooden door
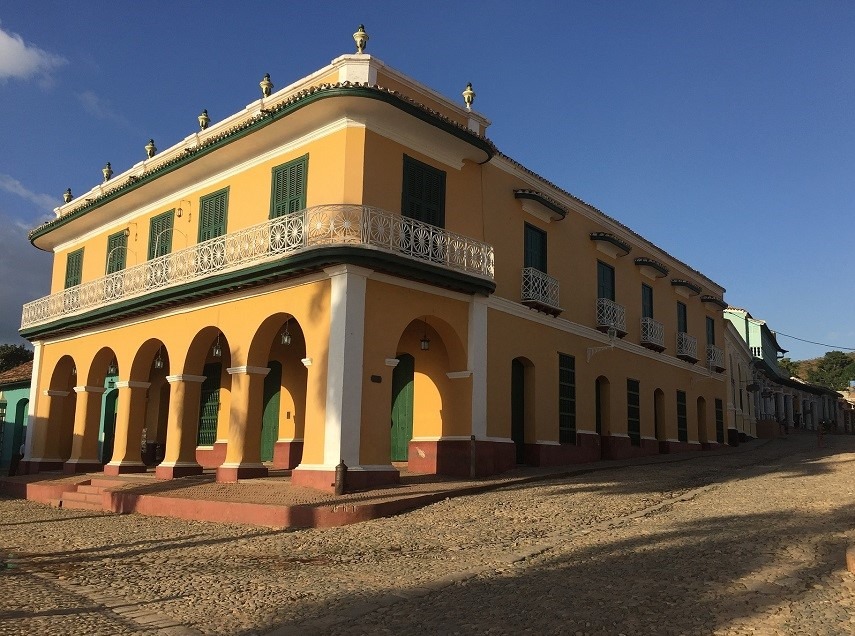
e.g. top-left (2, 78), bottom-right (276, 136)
top-left (261, 361), bottom-right (282, 462)
top-left (101, 390), bottom-right (118, 464)
top-left (390, 353), bottom-right (414, 462)
top-left (511, 359), bottom-right (525, 464)
top-left (197, 363), bottom-right (221, 446)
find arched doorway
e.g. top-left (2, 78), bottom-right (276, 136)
top-left (100, 389), bottom-right (119, 464)
top-left (261, 360), bottom-right (282, 462)
top-left (391, 353), bottom-right (414, 462)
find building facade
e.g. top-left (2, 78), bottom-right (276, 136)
top-left (0, 361), bottom-right (32, 474)
top-left (723, 321), bottom-right (756, 442)
top-left (20, 34), bottom-right (730, 491)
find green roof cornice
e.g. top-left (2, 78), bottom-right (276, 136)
top-left (29, 82), bottom-right (497, 244)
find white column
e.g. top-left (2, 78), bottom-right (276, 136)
top-left (322, 265), bottom-right (369, 467)
top-left (785, 394), bottom-right (794, 427)
top-left (468, 296), bottom-right (488, 439)
top-left (22, 341), bottom-right (43, 460)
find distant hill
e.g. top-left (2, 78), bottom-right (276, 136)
top-left (778, 351), bottom-right (855, 391)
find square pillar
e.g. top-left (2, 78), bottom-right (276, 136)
top-left (104, 380), bottom-right (151, 475)
top-left (217, 366), bottom-right (270, 482)
top-left (155, 374), bottom-right (205, 479)
top-left (64, 385), bottom-right (106, 474)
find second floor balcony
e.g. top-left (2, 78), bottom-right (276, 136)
top-left (596, 298), bottom-right (627, 337)
top-left (521, 267), bottom-right (562, 316)
top-left (21, 204), bottom-right (495, 333)
top-left (640, 317), bottom-right (665, 352)
top-left (676, 331), bottom-right (698, 363)
top-left (707, 344), bottom-right (725, 372)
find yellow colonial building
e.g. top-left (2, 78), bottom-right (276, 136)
top-left (20, 29), bottom-right (729, 491)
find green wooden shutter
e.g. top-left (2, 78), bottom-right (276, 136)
top-left (390, 353), bottom-right (415, 461)
top-left (199, 189), bottom-right (229, 242)
top-left (642, 284), bottom-right (654, 319)
top-left (597, 261), bottom-right (615, 301)
top-left (558, 353), bottom-right (576, 444)
top-left (65, 249), bottom-right (84, 288)
top-left (677, 390), bottom-right (688, 442)
top-left (105, 231), bottom-right (127, 274)
top-left (715, 398), bottom-right (724, 443)
top-left (524, 223), bottom-right (547, 272)
top-left (148, 210), bottom-right (175, 260)
top-left (401, 155), bottom-right (446, 227)
top-left (260, 360), bottom-right (282, 462)
top-left (627, 379), bottom-right (641, 446)
top-left (270, 155), bottom-right (308, 218)
top-left (706, 316), bottom-right (716, 345)
top-left (677, 302), bottom-right (688, 333)
top-left (197, 363), bottom-right (221, 446)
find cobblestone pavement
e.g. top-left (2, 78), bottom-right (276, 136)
top-left (1, 432), bottom-right (854, 635)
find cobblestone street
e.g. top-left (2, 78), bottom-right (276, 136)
top-left (2, 432), bottom-right (854, 635)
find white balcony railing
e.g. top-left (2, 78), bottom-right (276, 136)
top-left (596, 297), bottom-right (626, 334)
top-left (640, 317), bottom-right (665, 350)
top-left (21, 205), bottom-right (494, 329)
top-left (521, 267), bottom-right (560, 311)
top-left (676, 331), bottom-right (698, 361)
top-left (707, 344), bottom-right (725, 371)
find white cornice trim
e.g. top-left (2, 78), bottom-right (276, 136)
top-left (227, 366), bottom-right (270, 376)
top-left (74, 385), bottom-right (106, 394)
top-left (114, 380), bottom-right (151, 389)
top-left (362, 118), bottom-right (466, 170)
top-left (446, 371), bottom-right (472, 379)
top-left (166, 374), bottom-right (206, 384)
top-left (43, 389), bottom-right (69, 397)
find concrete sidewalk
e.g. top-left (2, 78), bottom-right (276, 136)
top-left (0, 437), bottom-right (771, 528)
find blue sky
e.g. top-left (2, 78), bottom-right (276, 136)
top-left (0, 2), bottom-right (853, 360)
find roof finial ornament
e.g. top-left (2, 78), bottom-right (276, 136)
top-left (102, 162), bottom-right (113, 182)
top-left (63, 188), bottom-right (73, 203)
top-left (462, 82), bottom-right (475, 111)
top-left (353, 24), bottom-right (368, 54)
top-left (260, 73), bottom-right (273, 98)
top-left (198, 109), bottom-right (210, 130)
top-left (145, 139), bottom-right (157, 158)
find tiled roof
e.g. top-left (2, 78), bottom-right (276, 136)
top-left (0, 360), bottom-right (33, 387)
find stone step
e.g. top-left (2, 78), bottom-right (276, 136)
top-left (89, 478), bottom-right (132, 489)
top-left (61, 491), bottom-right (102, 504)
top-left (77, 484), bottom-right (107, 495)
top-left (61, 499), bottom-right (105, 511)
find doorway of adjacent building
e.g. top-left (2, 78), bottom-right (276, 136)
top-left (101, 389), bottom-right (118, 464)
top-left (390, 353), bottom-right (414, 462)
top-left (260, 360), bottom-right (282, 462)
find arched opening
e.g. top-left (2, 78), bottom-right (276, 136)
top-left (101, 389), bottom-right (119, 464)
top-left (247, 313), bottom-right (308, 470)
top-left (697, 396), bottom-right (708, 445)
top-left (39, 355), bottom-right (77, 470)
top-left (391, 353), bottom-right (415, 462)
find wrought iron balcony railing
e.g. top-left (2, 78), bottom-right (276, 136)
top-left (707, 344), bottom-right (725, 372)
top-left (596, 297), bottom-right (626, 336)
top-left (520, 267), bottom-right (561, 315)
top-left (21, 204), bottom-right (495, 329)
top-left (640, 317), bottom-right (665, 351)
top-left (676, 331), bottom-right (698, 363)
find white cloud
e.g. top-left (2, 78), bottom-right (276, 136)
top-left (0, 174), bottom-right (57, 211)
top-left (76, 90), bottom-right (130, 127)
top-left (0, 22), bottom-right (67, 85)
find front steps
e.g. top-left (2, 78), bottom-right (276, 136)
top-left (57, 478), bottom-right (128, 512)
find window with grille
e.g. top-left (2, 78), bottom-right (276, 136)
top-left (270, 154), bottom-right (308, 218)
top-left (198, 188), bottom-right (229, 242)
top-left (105, 231), bottom-right (127, 274)
top-left (402, 155), bottom-right (445, 227)
top-left (597, 261), bottom-right (615, 301)
top-left (524, 223), bottom-right (547, 272)
top-left (677, 390), bottom-right (688, 442)
top-left (558, 353), bottom-right (576, 443)
top-left (65, 249), bottom-right (84, 288)
top-left (148, 210), bottom-right (175, 260)
top-left (627, 379), bottom-right (641, 446)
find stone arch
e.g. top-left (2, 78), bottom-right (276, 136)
top-left (36, 355), bottom-right (78, 469)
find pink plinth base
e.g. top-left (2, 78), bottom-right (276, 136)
top-left (23, 460), bottom-right (65, 474)
top-left (103, 462), bottom-right (148, 476)
top-left (63, 460), bottom-right (103, 474)
top-left (524, 432), bottom-right (603, 466)
top-left (196, 442), bottom-right (227, 468)
top-left (216, 465), bottom-right (269, 483)
top-left (272, 440), bottom-right (304, 469)
top-left (291, 467), bottom-right (400, 493)
top-left (155, 463), bottom-right (204, 479)
top-left (408, 439), bottom-right (519, 478)
top-left (599, 436), bottom-right (660, 461)
top-left (665, 440), bottom-right (703, 453)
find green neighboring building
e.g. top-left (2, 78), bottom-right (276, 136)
top-left (0, 361), bottom-right (32, 473)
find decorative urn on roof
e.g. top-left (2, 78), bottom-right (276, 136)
top-left (63, 188), bottom-right (72, 203)
top-left (353, 24), bottom-right (369, 54)
top-left (102, 162), bottom-right (113, 182)
top-left (145, 139), bottom-right (157, 158)
top-left (198, 109), bottom-right (210, 130)
top-left (462, 82), bottom-right (475, 111)
top-left (260, 73), bottom-right (273, 98)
